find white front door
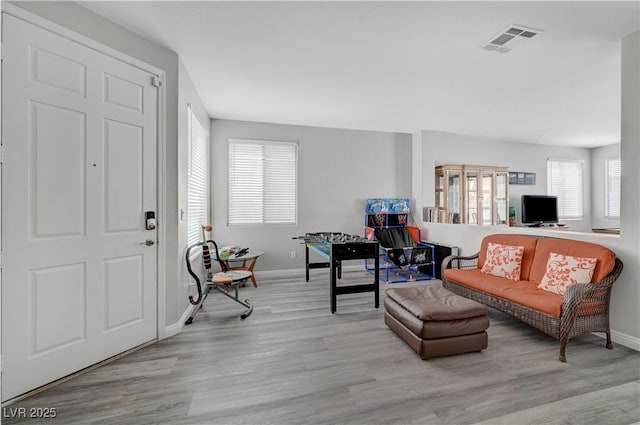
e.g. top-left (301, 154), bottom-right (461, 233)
top-left (2, 14), bottom-right (158, 401)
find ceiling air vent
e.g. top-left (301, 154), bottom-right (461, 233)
top-left (482, 24), bottom-right (544, 53)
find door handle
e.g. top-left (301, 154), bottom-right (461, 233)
top-left (141, 239), bottom-right (155, 246)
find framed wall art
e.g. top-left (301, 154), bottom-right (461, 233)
top-left (509, 171), bottom-right (536, 185)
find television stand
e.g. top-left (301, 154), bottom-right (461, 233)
top-left (524, 223), bottom-right (570, 230)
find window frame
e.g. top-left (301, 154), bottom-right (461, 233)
top-left (227, 138), bottom-right (298, 226)
top-left (546, 159), bottom-right (584, 220)
top-left (187, 105), bottom-right (209, 247)
top-left (605, 157), bottom-right (621, 220)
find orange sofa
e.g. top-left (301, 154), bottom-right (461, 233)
top-left (442, 234), bottom-right (623, 362)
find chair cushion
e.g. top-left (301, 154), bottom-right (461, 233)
top-left (406, 226), bottom-right (421, 244)
top-left (211, 270), bottom-right (252, 285)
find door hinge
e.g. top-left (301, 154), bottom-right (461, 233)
top-left (0, 251), bottom-right (3, 269)
top-left (1, 42), bottom-right (4, 61)
top-left (0, 145), bottom-right (4, 164)
top-left (151, 76), bottom-right (163, 88)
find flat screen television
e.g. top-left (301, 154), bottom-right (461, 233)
top-left (521, 195), bottom-right (558, 226)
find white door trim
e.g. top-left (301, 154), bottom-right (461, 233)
top-left (1, 2), bottom-right (169, 340)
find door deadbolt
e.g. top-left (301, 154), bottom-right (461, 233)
top-left (145, 211), bottom-right (156, 230)
top-left (143, 239), bottom-right (155, 246)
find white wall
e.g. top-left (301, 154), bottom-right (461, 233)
top-left (210, 119), bottom-right (412, 271)
top-left (616, 29), bottom-right (640, 346)
top-left (418, 130), bottom-right (594, 231)
top-left (591, 143), bottom-right (621, 229)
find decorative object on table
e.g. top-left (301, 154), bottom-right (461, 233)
top-left (215, 248), bottom-right (264, 287)
top-left (219, 246), bottom-right (249, 260)
top-left (509, 205), bottom-right (517, 227)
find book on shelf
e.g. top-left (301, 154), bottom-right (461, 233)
top-left (422, 207), bottom-right (459, 224)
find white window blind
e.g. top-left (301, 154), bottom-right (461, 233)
top-left (547, 159), bottom-right (583, 219)
top-left (187, 106), bottom-right (209, 246)
top-left (228, 139), bottom-right (297, 225)
top-left (606, 158), bottom-right (621, 219)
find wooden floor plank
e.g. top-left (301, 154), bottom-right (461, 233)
top-left (3, 271), bottom-right (639, 425)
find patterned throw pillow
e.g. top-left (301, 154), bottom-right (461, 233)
top-left (480, 242), bottom-right (525, 281)
top-left (538, 252), bottom-right (598, 295)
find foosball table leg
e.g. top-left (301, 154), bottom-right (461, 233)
top-left (330, 259), bottom-right (337, 314)
top-left (305, 244), bottom-right (310, 282)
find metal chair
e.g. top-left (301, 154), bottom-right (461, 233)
top-left (185, 226), bottom-right (253, 324)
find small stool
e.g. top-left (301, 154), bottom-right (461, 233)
top-left (384, 285), bottom-right (489, 360)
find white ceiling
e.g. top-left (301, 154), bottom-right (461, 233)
top-left (78, 1), bottom-right (639, 147)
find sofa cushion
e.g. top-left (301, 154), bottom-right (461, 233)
top-left (444, 268), bottom-right (514, 299)
top-left (538, 252), bottom-right (598, 295)
top-left (530, 239), bottom-right (616, 284)
top-left (480, 242), bottom-right (525, 281)
top-left (501, 281), bottom-right (563, 317)
top-left (444, 268), bottom-right (563, 317)
top-left (478, 234), bottom-right (538, 280)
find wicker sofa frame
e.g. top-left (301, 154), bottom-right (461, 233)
top-left (441, 252), bottom-right (623, 362)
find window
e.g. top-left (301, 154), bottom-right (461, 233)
top-left (187, 105), bottom-right (209, 246)
top-left (228, 139), bottom-right (297, 225)
top-left (606, 158), bottom-right (621, 219)
top-left (547, 159), bottom-right (583, 219)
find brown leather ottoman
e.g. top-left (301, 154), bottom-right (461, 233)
top-left (384, 285), bottom-right (489, 360)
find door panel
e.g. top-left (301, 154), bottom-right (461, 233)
top-left (30, 101), bottom-right (86, 238)
top-left (104, 255), bottom-right (144, 331)
top-left (2, 14), bottom-right (158, 401)
top-left (103, 73), bottom-right (143, 113)
top-left (30, 263), bottom-right (87, 355)
top-left (29, 45), bottom-right (87, 96)
top-left (104, 119), bottom-right (143, 233)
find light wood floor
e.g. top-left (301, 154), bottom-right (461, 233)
top-left (4, 270), bottom-right (640, 425)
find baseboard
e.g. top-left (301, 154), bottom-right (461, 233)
top-left (163, 304), bottom-right (198, 339)
top-left (595, 330), bottom-right (640, 352)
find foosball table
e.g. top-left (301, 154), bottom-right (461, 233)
top-left (294, 232), bottom-right (380, 313)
